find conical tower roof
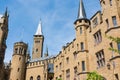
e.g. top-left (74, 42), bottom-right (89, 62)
top-left (35, 20), bottom-right (42, 35)
top-left (78, 0), bottom-right (87, 19)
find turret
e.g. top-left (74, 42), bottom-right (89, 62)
top-left (9, 42), bottom-right (28, 80)
top-left (32, 20), bottom-right (44, 59)
top-left (74, 0), bottom-right (90, 51)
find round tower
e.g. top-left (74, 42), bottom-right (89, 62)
top-left (74, 0), bottom-right (90, 51)
top-left (10, 42), bottom-right (28, 80)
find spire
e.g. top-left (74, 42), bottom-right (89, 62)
top-left (35, 20), bottom-right (42, 35)
top-left (78, 0), bottom-right (87, 19)
top-left (4, 7), bottom-right (9, 17)
top-left (44, 45), bottom-right (49, 57)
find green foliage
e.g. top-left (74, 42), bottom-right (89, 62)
top-left (106, 35), bottom-right (120, 53)
top-left (86, 71), bottom-right (104, 80)
top-left (57, 78), bottom-right (62, 80)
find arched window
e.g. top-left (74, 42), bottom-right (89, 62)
top-left (37, 75), bottom-right (40, 80)
top-left (30, 76), bottom-right (33, 80)
top-left (80, 27), bottom-right (82, 34)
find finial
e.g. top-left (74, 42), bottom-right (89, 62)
top-left (35, 19), bottom-right (43, 35)
top-left (78, 0), bottom-right (87, 19)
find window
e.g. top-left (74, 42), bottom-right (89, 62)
top-left (35, 41), bottom-right (40, 43)
top-left (96, 50), bottom-right (105, 68)
top-left (56, 77), bottom-right (58, 80)
top-left (110, 43), bottom-right (114, 57)
top-left (106, 19), bottom-right (109, 29)
top-left (66, 69), bottom-right (70, 80)
top-left (17, 68), bottom-right (20, 72)
top-left (59, 75), bottom-right (62, 79)
top-left (36, 48), bottom-right (38, 52)
top-left (112, 16), bottom-right (117, 27)
top-left (37, 75), bottom-right (40, 80)
top-left (74, 67), bottom-right (77, 79)
top-left (82, 61), bottom-right (85, 71)
top-left (110, 0), bottom-right (112, 6)
top-left (59, 62), bottom-right (62, 69)
top-left (94, 30), bottom-right (102, 45)
top-left (15, 48), bottom-right (18, 53)
top-left (81, 42), bottom-right (84, 51)
top-left (30, 76), bottom-right (33, 80)
top-left (80, 27), bottom-right (82, 34)
top-left (24, 49), bottom-right (26, 55)
top-left (19, 57), bottom-right (21, 61)
top-left (93, 17), bottom-right (98, 27)
top-left (56, 65), bottom-right (58, 71)
top-left (115, 74), bottom-right (119, 80)
top-left (117, 43), bottom-right (120, 51)
top-left (66, 57), bottom-right (69, 64)
top-left (73, 52), bottom-right (77, 60)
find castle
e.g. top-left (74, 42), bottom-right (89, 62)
top-left (0, 0), bottom-right (120, 80)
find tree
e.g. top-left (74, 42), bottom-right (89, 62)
top-left (57, 78), bottom-right (62, 80)
top-left (106, 35), bottom-right (120, 54)
top-left (86, 71), bottom-right (104, 80)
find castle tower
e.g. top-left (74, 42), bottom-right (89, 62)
top-left (74, 0), bottom-right (90, 51)
top-left (32, 20), bottom-right (44, 59)
top-left (9, 42), bottom-right (28, 80)
top-left (100, 0), bottom-right (120, 28)
top-left (0, 9), bottom-right (9, 78)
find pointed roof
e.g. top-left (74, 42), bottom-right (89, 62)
top-left (4, 7), bottom-right (8, 17)
top-left (78, 0), bottom-right (87, 19)
top-left (44, 46), bottom-right (49, 57)
top-left (35, 20), bottom-right (42, 35)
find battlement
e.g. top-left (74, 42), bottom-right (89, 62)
top-left (14, 42), bottom-right (28, 47)
top-left (27, 60), bottom-right (44, 68)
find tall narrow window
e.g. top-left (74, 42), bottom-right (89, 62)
top-left (66, 69), bottom-right (70, 80)
top-left (59, 62), bottom-right (62, 69)
top-left (82, 61), bottom-right (85, 71)
top-left (81, 42), bottom-right (84, 51)
top-left (112, 16), bottom-right (117, 27)
top-left (106, 19), bottom-right (109, 29)
top-left (80, 27), bottom-right (82, 34)
top-left (94, 30), bottom-right (102, 45)
top-left (56, 65), bottom-right (58, 71)
top-left (110, 43), bottom-right (114, 57)
top-left (74, 67), bottom-right (77, 79)
top-left (73, 52), bottom-right (77, 60)
top-left (66, 57), bottom-right (69, 64)
top-left (30, 76), bottom-right (33, 80)
top-left (37, 75), bottom-right (40, 80)
top-left (110, 0), bottom-right (112, 6)
top-left (15, 48), bottom-right (18, 54)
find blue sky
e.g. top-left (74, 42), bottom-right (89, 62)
top-left (0, 0), bottom-right (101, 62)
